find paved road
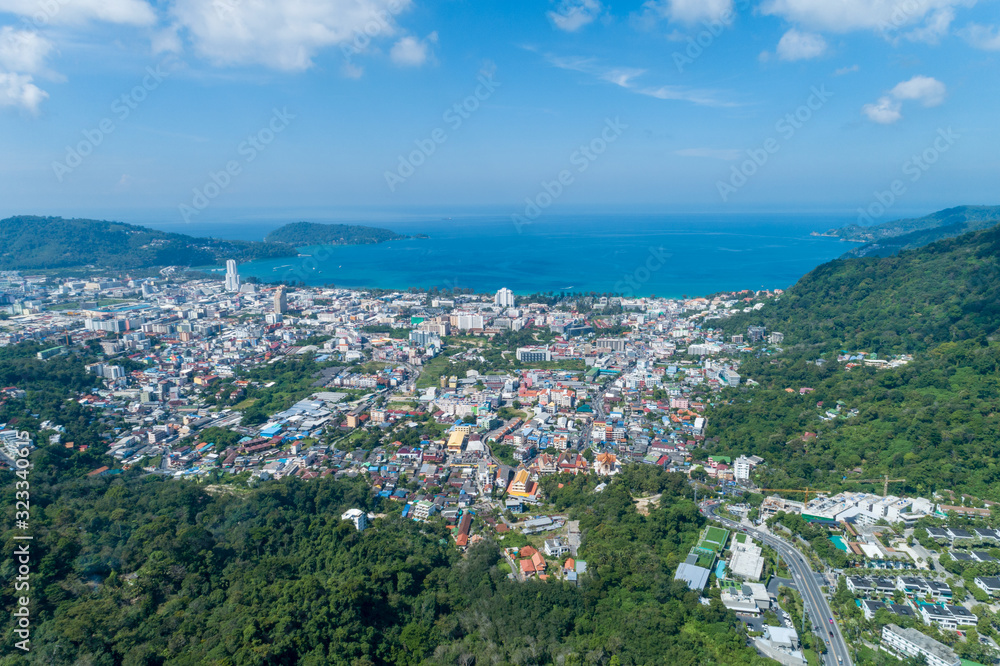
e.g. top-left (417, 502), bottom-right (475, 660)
top-left (704, 503), bottom-right (853, 666)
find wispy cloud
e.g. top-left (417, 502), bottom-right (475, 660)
top-left (548, 0), bottom-right (602, 32)
top-left (962, 23), bottom-right (1000, 50)
top-left (538, 50), bottom-right (737, 107)
top-left (674, 147), bottom-right (742, 160)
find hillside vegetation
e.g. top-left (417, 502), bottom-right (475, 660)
top-left (821, 204), bottom-right (1000, 258)
top-left (710, 222), bottom-right (1000, 500)
top-left (722, 223), bottom-right (1000, 355)
top-left (0, 216), bottom-right (297, 270)
top-left (0, 456), bottom-right (765, 665)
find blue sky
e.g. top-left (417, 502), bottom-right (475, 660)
top-left (0, 0), bottom-right (997, 223)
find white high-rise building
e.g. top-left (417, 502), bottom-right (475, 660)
top-left (495, 287), bottom-right (515, 308)
top-left (224, 260), bottom-right (241, 293)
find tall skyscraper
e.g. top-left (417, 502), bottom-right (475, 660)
top-left (224, 260), bottom-right (241, 293)
top-left (495, 287), bottom-right (515, 308)
top-left (274, 287), bottom-right (288, 314)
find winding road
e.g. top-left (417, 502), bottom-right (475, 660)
top-left (703, 503), bottom-right (853, 666)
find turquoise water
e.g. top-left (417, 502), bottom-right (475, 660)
top-left (830, 536), bottom-right (849, 552)
top-left (200, 212), bottom-right (853, 297)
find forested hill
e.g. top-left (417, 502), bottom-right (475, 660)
top-left (264, 221), bottom-right (415, 246)
top-left (722, 222), bottom-right (1000, 355)
top-left (820, 204), bottom-right (1000, 258)
top-left (0, 216), bottom-right (297, 270)
top-left (0, 446), bottom-right (766, 664)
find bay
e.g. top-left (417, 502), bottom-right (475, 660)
top-left (148, 212), bottom-right (854, 297)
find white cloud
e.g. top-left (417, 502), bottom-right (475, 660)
top-left (862, 96), bottom-right (901, 123)
top-left (834, 64), bottom-right (859, 75)
top-left (548, 0), bottom-right (601, 32)
top-left (903, 7), bottom-right (953, 43)
top-left (862, 75), bottom-right (945, 124)
top-left (760, 0), bottom-right (973, 34)
top-left (0, 71), bottom-right (47, 112)
top-left (170, 0), bottom-right (412, 71)
top-left (962, 23), bottom-right (1000, 50)
top-left (0, 27), bottom-right (53, 112)
top-left (0, 27), bottom-right (53, 73)
top-left (775, 28), bottom-right (827, 60)
top-left (599, 66), bottom-right (645, 88)
top-left (640, 0), bottom-right (733, 25)
top-left (390, 32), bottom-right (436, 67)
top-left (891, 74), bottom-right (946, 105)
top-left (674, 147), bottom-right (742, 160)
top-left (0, 0), bottom-right (156, 26)
top-left (151, 25), bottom-right (183, 55)
top-left (540, 51), bottom-right (735, 107)
top-left (341, 61), bottom-right (364, 78)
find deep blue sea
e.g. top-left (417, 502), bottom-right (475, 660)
top-left (143, 212), bottom-right (856, 298)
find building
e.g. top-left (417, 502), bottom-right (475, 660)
top-left (341, 508), bottom-right (367, 531)
top-left (454, 313), bottom-right (484, 330)
top-left (881, 624), bottom-right (960, 666)
top-left (674, 562), bottom-right (710, 591)
top-left (516, 347), bottom-right (551, 363)
top-left (544, 538), bottom-right (570, 557)
top-left (495, 287), bottom-right (515, 308)
top-left (36, 346), bottom-right (66, 360)
top-left (447, 430), bottom-right (466, 454)
top-left (733, 455), bottom-right (753, 482)
top-left (507, 469), bottom-right (538, 496)
top-left (729, 537), bottom-right (764, 581)
top-left (747, 326), bottom-right (766, 343)
top-left (508, 469), bottom-right (531, 495)
top-left (225, 259), bottom-right (241, 292)
top-left (975, 576), bottom-right (1000, 597)
top-left (274, 287), bottom-right (288, 314)
top-left (595, 338), bottom-right (626, 352)
top-left (411, 499), bottom-right (437, 522)
top-left (720, 589), bottom-right (760, 615)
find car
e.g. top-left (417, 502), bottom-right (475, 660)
top-left (829, 618), bottom-right (834, 624)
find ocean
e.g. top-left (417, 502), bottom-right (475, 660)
top-left (144, 212), bottom-right (854, 297)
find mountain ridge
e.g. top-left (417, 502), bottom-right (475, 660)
top-left (0, 216), bottom-right (413, 271)
top-left (817, 204), bottom-right (1000, 258)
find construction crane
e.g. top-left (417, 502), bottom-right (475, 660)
top-left (849, 474), bottom-right (906, 497)
top-left (758, 488), bottom-right (830, 502)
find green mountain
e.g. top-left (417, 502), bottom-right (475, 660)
top-left (709, 221), bottom-right (1000, 501)
top-left (0, 216), bottom-right (297, 271)
top-left (0, 393), bottom-right (766, 666)
top-left (265, 221), bottom-right (416, 246)
top-left (722, 221), bottom-right (1000, 354)
top-left (819, 205), bottom-right (1000, 258)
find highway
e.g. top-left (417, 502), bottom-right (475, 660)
top-left (703, 503), bottom-right (852, 666)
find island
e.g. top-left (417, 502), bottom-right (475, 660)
top-left (264, 221), bottom-right (423, 247)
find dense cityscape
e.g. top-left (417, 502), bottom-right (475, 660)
top-left (3, 250), bottom-right (1000, 666)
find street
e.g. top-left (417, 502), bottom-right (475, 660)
top-left (704, 503), bottom-right (853, 666)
